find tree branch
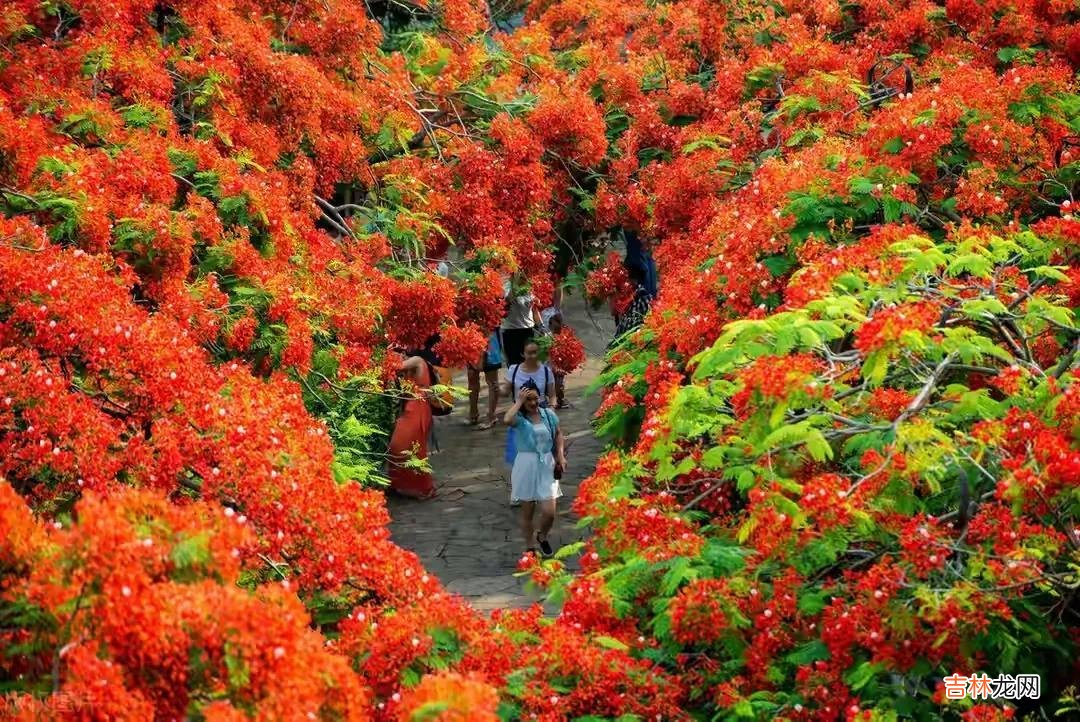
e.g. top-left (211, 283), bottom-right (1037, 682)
top-left (896, 352), bottom-right (956, 425)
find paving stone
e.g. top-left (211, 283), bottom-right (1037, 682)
top-left (565, 428), bottom-right (594, 440)
top-left (445, 574), bottom-right (521, 595)
top-left (456, 482), bottom-right (498, 494)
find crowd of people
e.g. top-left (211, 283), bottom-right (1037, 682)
top-left (386, 248), bottom-right (655, 556)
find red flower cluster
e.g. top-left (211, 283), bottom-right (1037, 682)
top-left (385, 276), bottom-right (457, 350)
top-left (396, 672), bottom-right (500, 721)
top-left (528, 88), bottom-right (609, 168)
top-left (453, 268), bottom-right (505, 331)
top-left (866, 387), bottom-right (916, 420)
top-left (433, 322), bottom-right (487, 369)
top-left (0, 485), bottom-right (370, 719)
top-left (730, 353), bottom-right (827, 419)
top-left (546, 327), bottom-right (587, 375)
top-left (668, 578), bottom-right (731, 646)
top-left (854, 301), bottom-right (942, 354)
top-left (584, 253), bottom-right (634, 312)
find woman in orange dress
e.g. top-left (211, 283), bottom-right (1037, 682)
top-left (387, 355), bottom-right (436, 499)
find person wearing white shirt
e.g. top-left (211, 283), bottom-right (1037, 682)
top-left (500, 275), bottom-right (542, 367)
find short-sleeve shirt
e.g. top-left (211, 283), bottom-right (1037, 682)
top-left (507, 363), bottom-right (554, 403)
top-left (502, 294), bottom-right (536, 330)
top-left (540, 306), bottom-right (559, 328)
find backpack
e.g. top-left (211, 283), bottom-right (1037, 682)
top-left (425, 360), bottom-right (454, 416)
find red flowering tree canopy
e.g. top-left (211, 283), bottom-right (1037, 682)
top-left (1, 0), bottom-right (1079, 719)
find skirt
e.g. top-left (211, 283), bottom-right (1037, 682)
top-left (388, 399), bottom-right (435, 498)
top-left (510, 451), bottom-right (561, 503)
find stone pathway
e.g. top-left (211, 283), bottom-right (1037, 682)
top-left (387, 295), bottom-right (613, 613)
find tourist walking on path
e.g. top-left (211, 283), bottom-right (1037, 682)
top-left (387, 354), bottom-right (436, 500)
top-left (543, 311), bottom-right (569, 409)
top-left (466, 330), bottom-right (502, 430)
top-left (502, 339), bottom-right (556, 469)
top-left (500, 275), bottom-right (542, 367)
top-left (504, 380), bottom-right (565, 556)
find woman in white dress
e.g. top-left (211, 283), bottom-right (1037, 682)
top-left (503, 379), bottom-right (566, 557)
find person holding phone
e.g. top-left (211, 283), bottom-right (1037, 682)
top-left (504, 379), bottom-right (566, 557)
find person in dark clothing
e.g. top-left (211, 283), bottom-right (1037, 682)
top-left (610, 262), bottom-right (655, 348)
top-left (622, 228), bottom-right (658, 297)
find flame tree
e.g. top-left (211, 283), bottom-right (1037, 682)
top-left (1, 0), bottom-right (1078, 720)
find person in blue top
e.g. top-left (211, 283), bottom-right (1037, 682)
top-left (503, 378), bottom-right (566, 557)
top-left (501, 339), bottom-right (556, 473)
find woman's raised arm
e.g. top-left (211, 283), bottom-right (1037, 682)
top-left (503, 393), bottom-right (525, 427)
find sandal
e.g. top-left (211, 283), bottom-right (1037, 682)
top-left (536, 532), bottom-right (554, 558)
top-left (477, 419), bottom-right (495, 430)
top-left (464, 417), bottom-right (479, 426)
